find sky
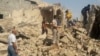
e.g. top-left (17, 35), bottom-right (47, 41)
top-left (43, 0), bottom-right (100, 18)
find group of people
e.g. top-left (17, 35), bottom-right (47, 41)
top-left (7, 15), bottom-right (61, 56)
top-left (7, 4), bottom-right (100, 56)
top-left (7, 10), bottom-right (73, 56)
top-left (42, 15), bottom-right (61, 46)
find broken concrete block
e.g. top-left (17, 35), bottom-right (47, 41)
top-left (38, 33), bottom-right (47, 40)
top-left (60, 36), bottom-right (69, 44)
top-left (64, 32), bottom-right (75, 42)
top-left (73, 27), bottom-right (87, 34)
top-left (77, 43), bottom-right (82, 50)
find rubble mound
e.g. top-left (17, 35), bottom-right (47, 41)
top-left (1, 24), bottom-right (100, 56)
top-left (0, 0), bottom-right (100, 56)
top-left (16, 26), bottom-right (100, 56)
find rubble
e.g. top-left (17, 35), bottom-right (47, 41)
top-left (0, 0), bottom-right (100, 56)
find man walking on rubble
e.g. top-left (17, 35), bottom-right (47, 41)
top-left (65, 10), bottom-right (73, 27)
top-left (51, 15), bottom-right (61, 46)
top-left (81, 4), bottom-right (90, 28)
top-left (8, 27), bottom-right (18, 56)
top-left (42, 18), bottom-right (48, 34)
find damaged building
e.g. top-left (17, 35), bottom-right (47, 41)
top-left (40, 3), bottom-right (65, 34)
top-left (82, 5), bottom-right (100, 39)
top-left (0, 0), bottom-right (100, 56)
top-left (0, 0), bottom-right (66, 38)
top-left (89, 5), bottom-right (100, 39)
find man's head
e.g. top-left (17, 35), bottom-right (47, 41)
top-left (66, 10), bottom-right (69, 13)
top-left (87, 4), bottom-right (90, 7)
top-left (12, 27), bottom-right (17, 35)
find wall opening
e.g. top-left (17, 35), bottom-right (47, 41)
top-left (56, 9), bottom-right (62, 26)
top-left (0, 14), bottom-right (3, 19)
top-left (40, 7), bottom-right (53, 23)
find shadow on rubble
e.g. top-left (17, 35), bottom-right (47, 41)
top-left (16, 32), bottom-right (30, 39)
top-left (25, 0), bottom-right (38, 5)
top-left (43, 38), bottom-right (53, 46)
top-left (0, 40), bottom-right (7, 44)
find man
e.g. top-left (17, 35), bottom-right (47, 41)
top-left (52, 15), bottom-right (61, 45)
top-left (66, 10), bottom-right (72, 21)
top-left (81, 4), bottom-right (90, 28)
top-left (65, 10), bottom-right (73, 27)
top-left (87, 5), bottom-right (100, 37)
top-left (42, 18), bottom-right (48, 34)
top-left (8, 27), bottom-right (18, 56)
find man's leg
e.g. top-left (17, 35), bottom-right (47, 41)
top-left (8, 47), bottom-right (11, 56)
top-left (57, 31), bottom-right (60, 45)
top-left (8, 46), bottom-right (17, 56)
top-left (83, 14), bottom-right (88, 28)
top-left (53, 29), bottom-right (57, 44)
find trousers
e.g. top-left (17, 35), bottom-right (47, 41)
top-left (52, 29), bottom-right (59, 44)
top-left (8, 46), bottom-right (17, 56)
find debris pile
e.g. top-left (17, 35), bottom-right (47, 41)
top-left (0, 0), bottom-right (100, 56)
top-left (16, 26), bottom-right (100, 56)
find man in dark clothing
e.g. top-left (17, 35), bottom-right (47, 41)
top-left (42, 18), bottom-right (48, 34)
top-left (81, 4), bottom-right (90, 28)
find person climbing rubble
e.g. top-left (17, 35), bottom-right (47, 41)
top-left (51, 15), bottom-right (61, 46)
top-left (81, 4), bottom-right (90, 28)
top-left (65, 9), bottom-right (73, 27)
top-left (86, 4), bottom-right (100, 38)
top-left (8, 27), bottom-right (18, 56)
top-left (42, 18), bottom-right (48, 34)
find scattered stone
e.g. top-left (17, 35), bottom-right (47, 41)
top-left (0, 0), bottom-right (100, 56)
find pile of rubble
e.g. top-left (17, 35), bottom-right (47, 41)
top-left (0, 0), bottom-right (100, 56)
top-left (15, 24), bottom-right (100, 56)
top-left (1, 23), bottom-right (100, 56)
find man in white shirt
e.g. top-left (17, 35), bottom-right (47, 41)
top-left (8, 27), bottom-right (18, 56)
top-left (52, 15), bottom-right (61, 45)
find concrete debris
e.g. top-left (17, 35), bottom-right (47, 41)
top-left (0, 0), bottom-right (100, 56)
top-left (60, 36), bottom-right (69, 44)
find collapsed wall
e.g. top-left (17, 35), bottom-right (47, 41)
top-left (0, 0), bottom-right (66, 39)
top-left (0, 0), bottom-right (54, 37)
top-left (82, 5), bottom-right (100, 39)
top-left (90, 9), bottom-right (100, 39)
top-left (12, 8), bottom-right (43, 37)
top-left (40, 4), bottom-right (65, 34)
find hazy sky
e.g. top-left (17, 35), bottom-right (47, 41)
top-left (43, 0), bottom-right (100, 18)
